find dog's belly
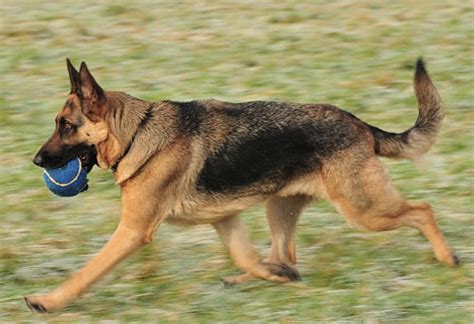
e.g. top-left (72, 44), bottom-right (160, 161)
top-left (164, 193), bottom-right (270, 226)
top-left (164, 172), bottom-right (327, 227)
top-left (276, 171), bottom-right (328, 199)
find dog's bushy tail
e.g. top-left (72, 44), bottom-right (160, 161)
top-left (369, 58), bottom-right (444, 159)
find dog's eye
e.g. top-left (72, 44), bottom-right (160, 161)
top-left (63, 122), bottom-right (72, 131)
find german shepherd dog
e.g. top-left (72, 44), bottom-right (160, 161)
top-left (27, 58), bottom-right (458, 312)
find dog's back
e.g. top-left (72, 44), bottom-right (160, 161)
top-left (171, 59), bottom-right (443, 200)
top-left (172, 100), bottom-right (370, 196)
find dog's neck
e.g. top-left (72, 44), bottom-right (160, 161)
top-left (98, 91), bottom-right (178, 184)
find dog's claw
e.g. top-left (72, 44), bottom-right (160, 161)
top-left (221, 277), bottom-right (235, 287)
top-left (24, 297), bottom-right (48, 313)
top-left (453, 254), bottom-right (461, 266)
top-left (268, 263), bottom-right (301, 281)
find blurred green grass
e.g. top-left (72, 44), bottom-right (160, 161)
top-left (1, 0), bottom-right (473, 322)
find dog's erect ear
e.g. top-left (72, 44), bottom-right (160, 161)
top-left (79, 61), bottom-right (105, 101)
top-left (66, 58), bottom-right (81, 94)
top-left (79, 61), bottom-right (106, 121)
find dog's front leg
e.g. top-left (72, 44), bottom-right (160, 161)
top-left (25, 182), bottom-right (163, 313)
top-left (25, 222), bottom-right (146, 312)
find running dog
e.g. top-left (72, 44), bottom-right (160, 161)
top-left (27, 58), bottom-right (458, 312)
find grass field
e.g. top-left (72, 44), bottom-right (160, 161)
top-left (1, 0), bottom-right (473, 322)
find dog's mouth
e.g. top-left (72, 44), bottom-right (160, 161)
top-left (77, 146), bottom-right (97, 173)
top-left (34, 144), bottom-right (97, 171)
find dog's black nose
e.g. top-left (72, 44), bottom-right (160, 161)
top-left (33, 153), bottom-right (43, 167)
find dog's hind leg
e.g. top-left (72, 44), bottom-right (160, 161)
top-left (324, 156), bottom-right (458, 266)
top-left (266, 195), bottom-right (311, 270)
top-left (213, 214), bottom-right (300, 285)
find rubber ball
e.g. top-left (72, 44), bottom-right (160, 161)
top-left (43, 157), bottom-right (88, 197)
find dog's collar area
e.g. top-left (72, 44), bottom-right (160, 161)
top-left (111, 103), bottom-right (154, 173)
top-left (111, 143), bottom-right (131, 173)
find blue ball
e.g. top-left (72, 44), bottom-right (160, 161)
top-left (43, 158), bottom-right (89, 197)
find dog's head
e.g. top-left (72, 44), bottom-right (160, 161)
top-left (33, 59), bottom-right (110, 171)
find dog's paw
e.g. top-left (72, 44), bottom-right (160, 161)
top-left (24, 296), bottom-right (49, 313)
top-left (267, 263), bottom-right (301, 281)
top-left (453, 254), bottom-right (461, 266)
top-left (221, 277), bottom-right (237, 287)
top-left (221, 272), bottom-right (254, 286)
